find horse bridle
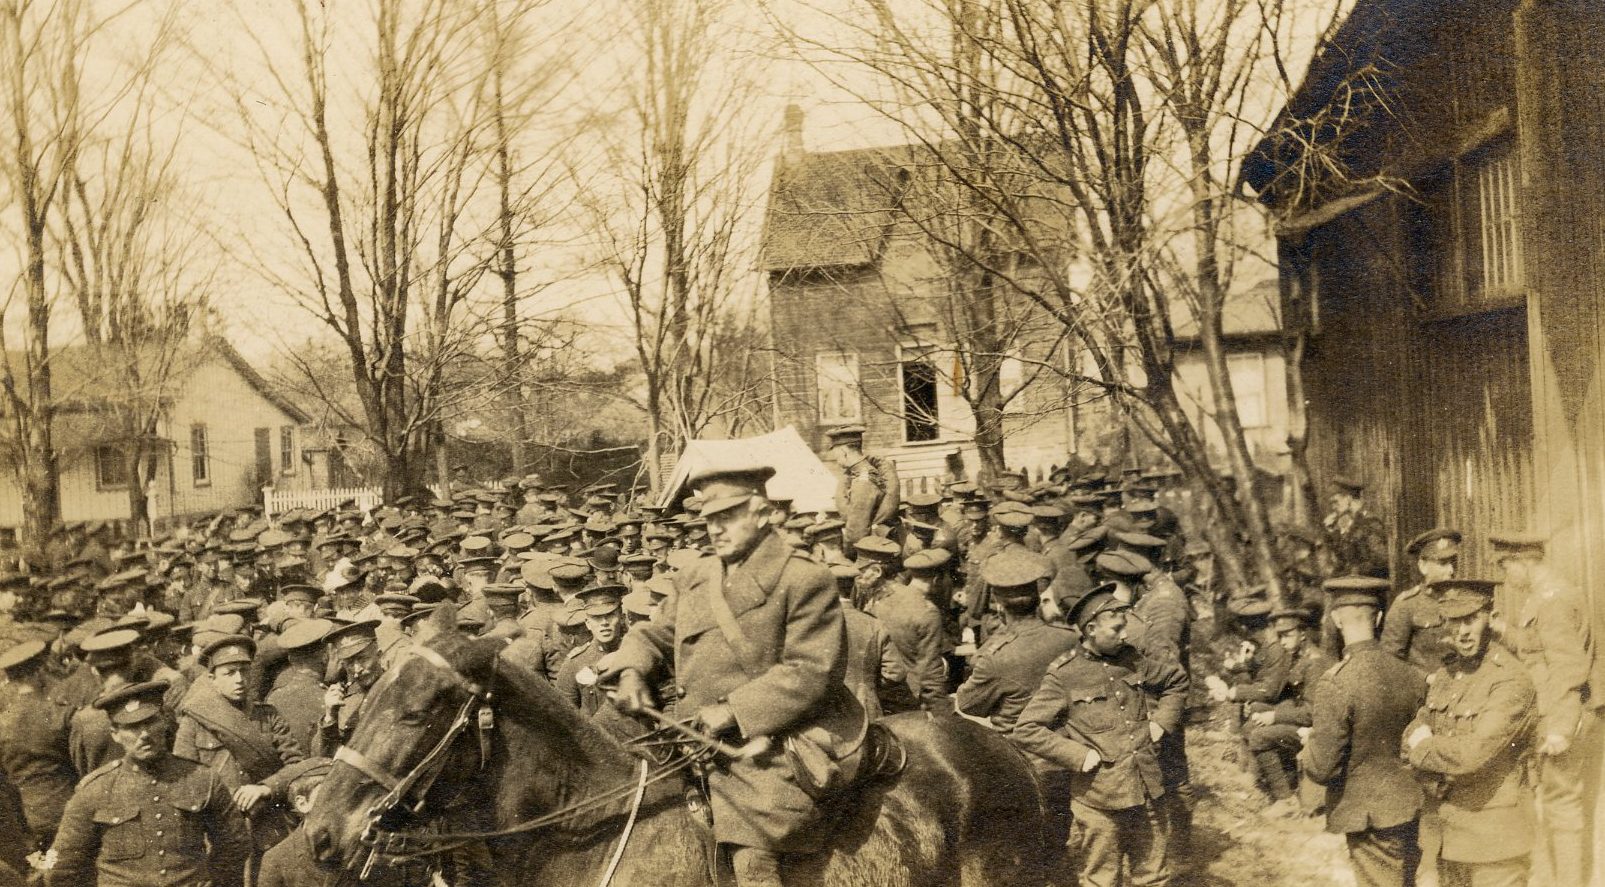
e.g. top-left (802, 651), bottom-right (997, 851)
top-left (333, 644), bottom-right (497, 837)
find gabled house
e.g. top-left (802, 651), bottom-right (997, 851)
top-left (764, 107), bottom-right (1293, 491)
top-left (0, 338), bottom-right (319, 531)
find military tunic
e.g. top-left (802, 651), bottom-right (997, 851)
top-left (173, 691), bottom-right (307, 852)
top-left (554, 641), bottom-right (614, 717)
top-left (955, 617), bottom-right (1078, 730)
top-left (1381, 584), bottom-right (1451, 675)
top-left (1303, 639), bottom-right (1427, 887)
top-left (0, 685), bottom-right (77, 845)
top-left (46, 755), bottom-right (250, 887)
top-left (264, 663), bottom-right (326, 756)
top-left (872, 583), bottom-right (948, 712)
top-left (1405, 643), bottom-right (1537, 870)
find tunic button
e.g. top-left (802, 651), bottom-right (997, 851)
top-left (110, 817), bottom-right (120, 824)
top-left (158, 850), bottom-right (166, 856)
top-left (155, 813), bottom-right (163, 820)
top-left (153, 796), bottom-right (160, 801)
top-left (156, 831), bottom-right (163, 837)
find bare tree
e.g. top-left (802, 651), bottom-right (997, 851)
top-left (0, 0), bottom-right (188, 561)
top-left (780, 0), bottom-right (1379, 598)
top-left (571, 0), bottom-right (774, 490)
top-left (227, 0), bottom-right (529, 500)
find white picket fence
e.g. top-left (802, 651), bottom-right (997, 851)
top-left (262, 481), bottom-right (506, 518)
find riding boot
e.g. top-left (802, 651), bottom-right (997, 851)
top-left (731, 846), bottom-right (784, 887)
top-left (1255, 749), bottom-right (1295, 800)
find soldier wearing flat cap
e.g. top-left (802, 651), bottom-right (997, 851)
top-left (1322, 476), bottom-right (1388, 579)
top-left (264, 619), bottom-right (334, 755)
top-left (824, 424), bottom-right (900, 549)
top-left (173, 635), bottom-right (306, 854)
top-left (849, 535), bottom-right (901, 613)
top-left (601, 458), bottom-right (868, 887)
top-left (1234, 602), bottom-right (1330, 811)
top-left (954, 549), bottom-right (1075, 731)
top-left (554, 584), bottom-right (629, 717)
top-left (1487, 531), bottom-right (1598, 887)
top-left (874, 548), bottom-right (952, 714)
top-left (1404, 578), bottom-right (1538, 887)
top-left (47, 680), bottom-right (251, 887)
top-left (960, 502), bottom-right (1041, 645)
top-left (315, 621), bottom-right (381, 755)
top-left (1381, 528), bottom-right (1462, 676)
top-left (1301, 575), bottom-right (1426, 887)
top-left (0, 639), bottom-right (76, 850)
top-left (803, 519), bottom-right (851, 568)
top-left (69, 629), bottom-right (181, 777)
top-left (1011, 584), bottom-right (1189, 887)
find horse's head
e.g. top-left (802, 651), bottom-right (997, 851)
top-left (306, 604), bottom-right (502, 869)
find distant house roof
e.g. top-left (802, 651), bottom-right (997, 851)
top-left (1172, 279), bottom-right (1283, 340)
top-left (761, 144), bottom-right (918, 272)
top-left (0, 337), bottom-right (308, 443)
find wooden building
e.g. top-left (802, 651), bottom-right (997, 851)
top-left (1249, 0), bottom-right (1605, 873)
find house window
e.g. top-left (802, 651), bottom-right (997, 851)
top-left (191, 425), bottom-right (210, 486)
top-left (815, 352), bottom-right (862, 425)
top-left (1415, 138), bottom-right (1523, 312)
top-left (1470, 146), bottom-right (1522, 299)
top-left (900, 354), bottom-right (940, 442)
top-left (1227, 353), bottom-right (1269, 429)
top-left (95, 445), bottom-right (129, 490)
top-left (280, 426), bottom-right (296, 475)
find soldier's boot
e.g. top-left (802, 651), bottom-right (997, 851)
top-left (1254, 749), bottom-right (1295, 801)
top-left (731, 846), bottom-right (784, 887)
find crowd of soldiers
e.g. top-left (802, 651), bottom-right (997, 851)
top-left (0, 420), bottom-right (1595, 887)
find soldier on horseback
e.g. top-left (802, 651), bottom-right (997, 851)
top-left (600, 458), bottom-right (869, 887)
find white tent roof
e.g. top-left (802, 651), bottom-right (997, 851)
top-left (657, 426), bottom-right (838, 514)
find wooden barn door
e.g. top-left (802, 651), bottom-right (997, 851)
top-left (1417, 308), bottom-right (1535, 576)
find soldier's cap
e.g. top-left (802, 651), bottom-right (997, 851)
top-left (200, 634), bottom-right (257, 670)
top-left (549, 561), bottom-right (590, 585)
top-left (258, 528), bottom-right (292, 549)
top-left (457, 555), bottom-right (501, 571)
top-left (904, 548), bottom-right (952, 573)
top-left (1029, 504), bottom-right (1069, 521)
top-left (456, 599), bottom-right (491, 632)
top-left (1125, 501), bottom-right (1158, 516)
top-left (980, 549), bottom-right (1051, 594)
top-left (822, 424), bottom-right (866, 445)
top-left (904, 492), bottom-right (942, 510)
top-left (621, 587), bottom-right (655, 617)
top-left (96, 679), bottom-right (171, 726)
top-left (451, 509), bottom-right (478, 520)
top-left (583, 514), bottom-right (617, 534)
top-left (115, 611), bottom-right (152, 632)
top-left (1331, 475), bottom-right (1364, 495)
top-left (1066, 526), bottom-right (1109, 552)
top-left (1406, 528), bottom-right (1463, 561)
top-left (559, 598), bottom-right (589, 629)
top-left (960, 498), bottom-right (991, 518)
top-left (1095, 550), bottom-right (1154, 578)
top-left (79, 628), bottom-right (141, 662)
top-left (1270, 605), bottom-right (1315, 627)
top-left (324, 619), bottom-right (381, 660)
top-left (279, 584), bottom-right (320, 604)
top-left (279, 618), bottom-right (336, 651)
top-left (1430, 578), bottom-right (1499, 618)
top-left (1067, 583), bottom-right (1128, 628)
top-left (460, 535), bottom-right (494, 554)
top-left (852, 535), bottom-right (902, 567)
top-left (279, 756), bottom-right (334, 789)
top-left (400, 604), bottom-right (439, 627)
top-left (577, 583), bottom-right (625, 616)
top-left (615, 522), bottom-right (642, 537)
top-left (1487, 530), bottom-right (1546, 557)
top-left (782, 513), bottom-right (814, 531)
top-left (993, 508), bottom-right (1033, 528)
top-left (1321, 575), bottom-right (1391, 610)
top-left (0, 639), bottom-right (48, 673)
top-left (1225, 594), bottom-right (1273, 618)
top-left (375, 591), bottom-right (421, 608)
top-left (316, 533), bottom-right (356, 549)
top-left (481, 584), bottom-right (522, 602)
top-left (620, 552), bottom-right (657, 568)
top-left (213, 599), bottom-right (263, 619)
top-left (1115, 531), bottom-right (1167, 552)
top-left (804, 519), bottom-right (845, 540)
top-left (687, 461), bottom-right (778, 517)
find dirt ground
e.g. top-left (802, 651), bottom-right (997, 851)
top-left (1175, 720), bottom-right (1353, 887)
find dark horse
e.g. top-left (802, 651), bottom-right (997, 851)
top-left (306, 607), bottom-right (1051, 886)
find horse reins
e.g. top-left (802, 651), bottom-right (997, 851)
top-left (335, 643), bottom-right (708, 886)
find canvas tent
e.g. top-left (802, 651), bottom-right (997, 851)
top-left (658, 426), bottom-right (838, 514)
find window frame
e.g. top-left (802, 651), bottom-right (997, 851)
top-left (95, 445), bottom-right (130, 491)
top-left (1226, 352), bottom-right (1271, 430)
top-left (190, 424), bottom-right (211, 487)
top-left (814, 352), bottom-right (863, 426)
top-left (1415, 136), bottom-right (1525, 317)
top-left (279, 426), bottom-right (296, 476)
